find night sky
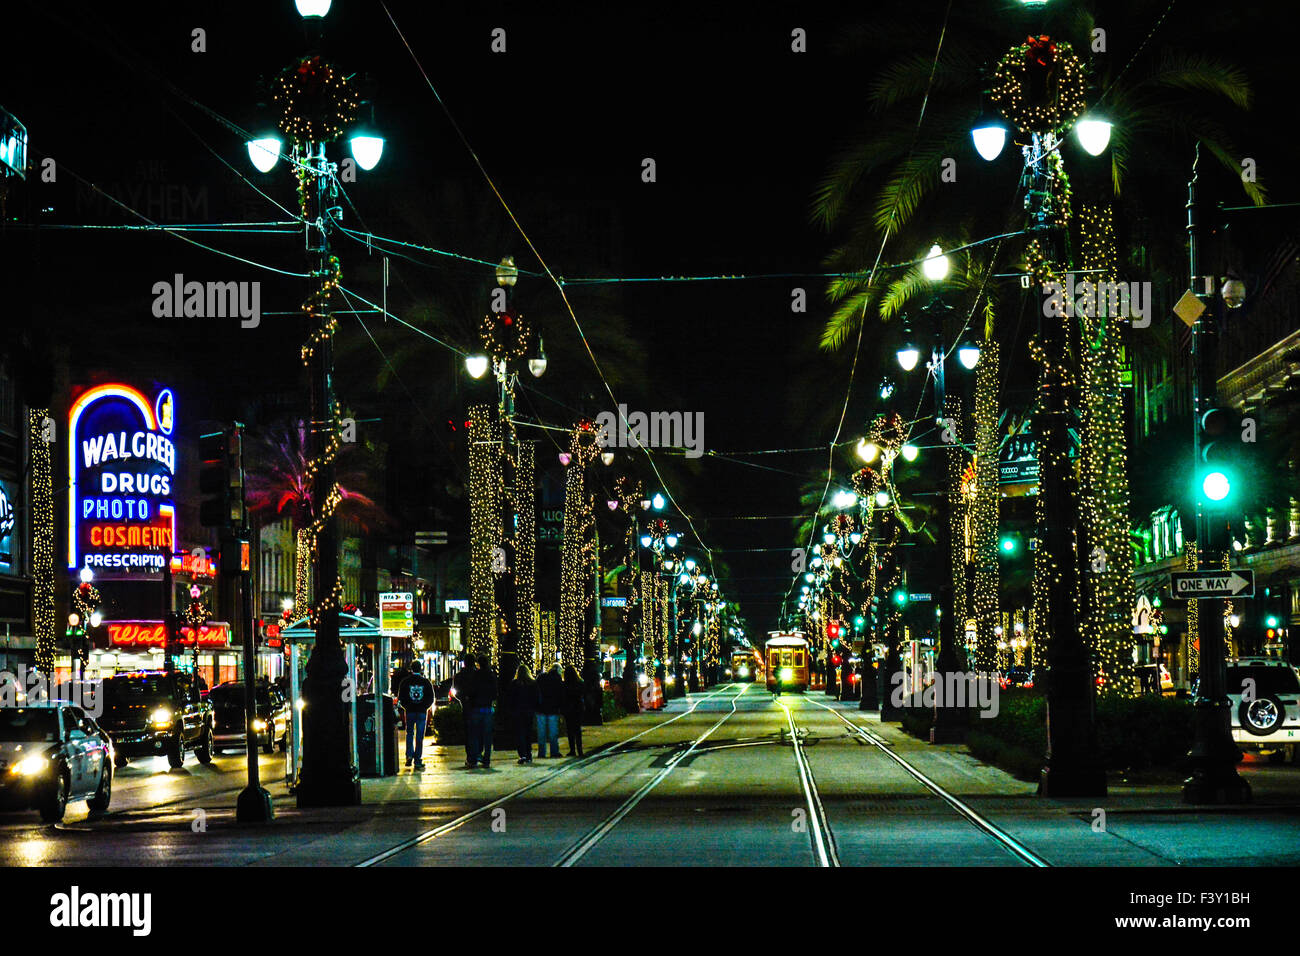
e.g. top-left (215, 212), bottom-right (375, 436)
top-left (7, 0), bottom-right (1297, 631)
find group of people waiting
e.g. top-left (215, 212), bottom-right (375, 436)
top-left (453, 656), bottom-right (587, 768)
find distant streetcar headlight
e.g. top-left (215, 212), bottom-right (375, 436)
top-left (780, 667), bottom-right (794, 682)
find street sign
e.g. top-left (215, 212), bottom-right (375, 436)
top-left (379, 591), bottom-right (415, 637)
top-left (909, 593), bottom-right (933, 602)
top-left (1173, 290), bottom-right (1207, 328)
top-left (1169, 570), bottom-right (1254, 600)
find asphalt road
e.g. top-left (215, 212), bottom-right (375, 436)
top-left (3, 686), bottom-right (1300, 866)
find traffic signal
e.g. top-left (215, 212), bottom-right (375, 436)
top-left (999, 534), bottom-right (1020, 556)
top-left (199, 426), bottom-right (246, 528)
top-left (827, 619), bottom-right (842, 641)
top-left (891, 588), bottom-right (909, 607)
top-left (853, 614), bottom-right (865, 632)
top-left (1197, 405), bottom-right (1237, 505)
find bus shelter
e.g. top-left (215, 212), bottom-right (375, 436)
top-left (280, 612), bottom-right (394, 783)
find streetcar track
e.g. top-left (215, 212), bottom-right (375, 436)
top-left (552, 682), bottom-right (751, 867)
top-left (353, 682), bottom-right (739, 867)
top-left (778, 697), bottom-right (839, 867)
top-left (802, 696), bottom-right (1051, 867)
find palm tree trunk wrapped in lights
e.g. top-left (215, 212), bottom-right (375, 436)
top-left (559, 422), bottom-right (599, 669)
top-left (468, 403), bottom-right (500, 661)
top-left (658, 577), bottom-right (670, 678)
top-left (946, 396), bottom-right (967, 669)
top-left (971, 340), bottom-right (1001, 672)
top-left (640, 562), bottom-right (655, 679)
top-left (1077, 203), bottom-right (1137, 697)
top-left (515, 439), bottom-right (537, 669)
top-left (29, 410), bottom-right (56, 676)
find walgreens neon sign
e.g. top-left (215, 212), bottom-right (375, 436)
top-left (69, 383), bottom-right (176, 578)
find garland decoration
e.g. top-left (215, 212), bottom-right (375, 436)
top-left (275, 56), bottom-right (360, 145)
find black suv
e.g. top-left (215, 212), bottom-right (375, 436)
top-left (100, 671), bottom-right (214, 769)
top-left (209, 681), bottom-right (289, 754)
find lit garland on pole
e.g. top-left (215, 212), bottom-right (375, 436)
top-left (945, 396), bottom-right (967, 667)
top-left (468, 403), bottom-right (500, 660)
top-left (971, 340), bottom-right (1001, 672)
top-left (658, 575), bottom-right (670, 674)
top-left (1077, 203), bottom-right (1137, 697)
top-left (559, 421), bottom-right (598, 669)
top-left (30, 409), bottom-right (55, 675)
top-left (515, 439), bottom-right (537, 669)
top-left (1185, 543), bottom-right (1199, 676)
top-left (616, 476), bottom-right (642, 681)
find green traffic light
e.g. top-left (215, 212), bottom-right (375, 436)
top-left (1266, 615), bottom-right (1280, 629)
top-left (1202, 470), bottom-right (1231, 502)
top-left (999, 535), bottom-right (1018, 555)
top-left (853, 615), bottom-right (865, 630)
top-left (892, 589), bottom-right (908, 607)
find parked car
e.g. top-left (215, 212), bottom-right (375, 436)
top-left (99, 671), bottom-right (213, 769)
top-left (208, 681), bottom-right (289, 754)
top-left (1003, 668), bottom-right (1034, 689)
top-left (0, 703), bottom-right (113, 822)
top-left (1219, 657), bottom-right (1300, 762)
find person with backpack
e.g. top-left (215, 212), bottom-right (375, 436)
top-left (535, 663), bottom-right (563, 758)
top-left (397, 659), bottom-right (434, 770)
top-left (512, 666), bottom-right (537, 764)
top-left (465, 655), bottom-right (498, 769)
top-left (562, 665), bottom-right (585, 757)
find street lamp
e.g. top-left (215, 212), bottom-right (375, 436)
top-left (1074, 116), bottom-right (1112, 157)
top-left (246, 136), bottom-right (282, 173)
top-left (921, 244), bottom-right (950, 282)
top-left (857, 439), bottom-right (881, 463)
top-left (971, 110), bottom-right (1008, 162)
top-left (295, 0), bottom-right (331, 16)
top-left (528, 337), bottom-right (548, 378)
top-left (348, 132), bottom-right (385, 171)
top-left (464, 354), bottom-right (490, 379)
top-left (957, 332), bottom-right (981, 370)
top-left (896, 318), bottom-right (921, 372)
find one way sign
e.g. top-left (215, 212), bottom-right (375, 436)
top-left (1169, 570), bottom-right (1255, 600)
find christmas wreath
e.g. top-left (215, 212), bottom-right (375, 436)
top-left (989, 36), bottom-right (1088, 135)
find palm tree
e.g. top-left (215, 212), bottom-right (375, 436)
top-left (244, 418), bottom-right (386, 617)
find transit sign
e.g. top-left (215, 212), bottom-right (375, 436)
top-left (1169, 570), bottom-right (1254, 600)
top-left (379, 592), bottom-right (415, 637)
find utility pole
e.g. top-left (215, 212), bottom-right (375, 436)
top-left (1182, 143), bottom-right (1251, 804)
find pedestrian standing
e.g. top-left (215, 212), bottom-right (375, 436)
top-left (562, 664), bottom-right (585, 757)
top-left (512, 666), bottom-right (537, 764)
top-left (466, 655), bottom-right (498, 769)
top-left (397, 659), bottom-right (434, 770)
top-left (535, 663), bottom-right (563, 758)
top-left (452, 654), bottom-right (476, 768)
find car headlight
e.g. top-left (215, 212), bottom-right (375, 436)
top-left (150, 707), bottom-right (173, 728)
top-left (11, 754), bottom-right (49, 777)
top-left (251, 719), bottom-right (267, 731)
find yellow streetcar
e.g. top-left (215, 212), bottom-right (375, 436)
top-left (765, 632), bottom-right (809, 694)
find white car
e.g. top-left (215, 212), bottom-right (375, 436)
top-left (0, 703), bottom-right (113, 822)
top-left (1224, 657), bottom-right (1300, 761)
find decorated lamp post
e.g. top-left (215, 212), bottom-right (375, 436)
top-left (247, 2), bottom-right (387, 808)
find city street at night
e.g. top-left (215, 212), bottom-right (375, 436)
top-left (4, 0), bottom-right (1300, 937)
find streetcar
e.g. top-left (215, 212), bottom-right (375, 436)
top-left (729, 650), bottom-right (760, 682)
top-left (765, 632), bottom-right (809, 693)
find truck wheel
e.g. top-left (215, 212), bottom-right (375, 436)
top-left (166, 732), bottom-right (184, 769)
top-left (195, 725), bottom-right (213, 765)
top-left (1240, 696), bottom-right (1285, 736)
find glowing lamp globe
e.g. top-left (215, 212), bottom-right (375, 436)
top-left (1074, 118), bottom-right (1112, 157)
top-left (348, 134), bottom-right (385, 171)
top-left (874, 491), bottom-right (890, 508)
top-left (971, 123), bottom-right (1007, 162)
top-left (896, 345), bottom-right (921, 372)
top-left (957, 340), bottom-right (981, 370)
top-left (900, 444), bottom-right (919, 462)
top-left (464, 354), bottom-right (490, 379)
top-left (247, 137), bottom-right (282, 173)
top-left (922, 244), bottom-right (949, 282)
top-left (295, 0), bottom-right (332, 15)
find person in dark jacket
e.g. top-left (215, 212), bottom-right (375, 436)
top-left (535, 663), bottom-right (563, 758)
top-left (511, 667), bottom-right (537, 764)
top-left (562, 665), bottom-right (585, 757)
top-left (451, 655), bottom-right (476, 767)
top-left (465, 655), bottom-right (498, 769)
top-left (397, 660), bottom-right (434, 770)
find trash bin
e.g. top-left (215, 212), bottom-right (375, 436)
top-left (356, 693), bottom-right (399, 777)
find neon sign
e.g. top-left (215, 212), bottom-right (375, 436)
top-left (105, 620), bottom-right (229, 648)
top-left (69, 383), bottom-right (176, 579)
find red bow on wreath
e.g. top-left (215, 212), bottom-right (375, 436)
top-left (1026, 35), bottom-right (1056, 69)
